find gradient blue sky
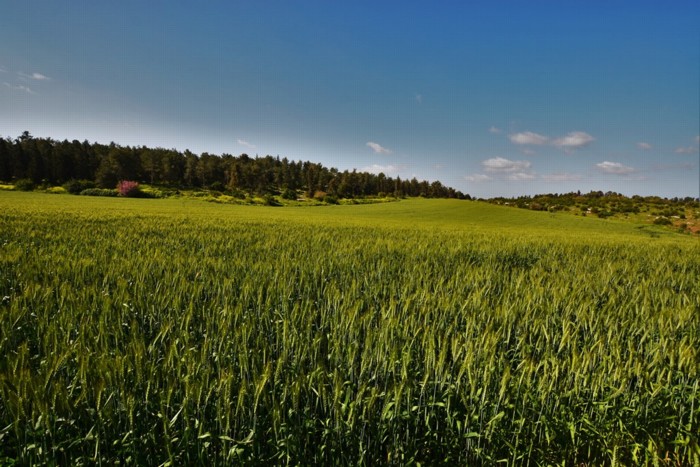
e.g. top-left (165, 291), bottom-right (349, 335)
top-left (2, 1), bottom-right (698, 198)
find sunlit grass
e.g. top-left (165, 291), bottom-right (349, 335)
top-left (0, 191), bottom-right (698, 464)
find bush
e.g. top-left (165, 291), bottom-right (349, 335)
top-left (63, 179), bottom-right (95, 194)
top-left (281, 189), bottom-right (297, 200)
top-left (117, 180), bottom-right (141, 197)
top-left (227, 188), bottom-right (247, 199)
top-left (46, 186), bottom-right (67, 194)
top-left (137, 190), bottom-right (158, 198)
top-left (653, 217), bottom-right (672, 225)
top-left (323, 195), bottom-right (339, 205)
top-left (80, 188), bottom-right (117, 197)
top-left (14, 179), bottom-right (34, 191)
top-left (262, 194), bottom-right (281, 206)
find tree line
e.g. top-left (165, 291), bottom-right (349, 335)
top-left (488, 191), bottom-right (699, 213)
top-left (0, 132), bottom-right (468, 199)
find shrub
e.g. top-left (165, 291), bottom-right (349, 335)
top-left (653, 216), bottom-right (672, 225)
top-left (281, 188), bottom-right (297, 200)
top-left (137, 187), bottom-right (162, 199)
top-left (262, 194), bottom-right (281, 206)
top-left (80, 188), bottom-right (117, 197)
top-left (14, 178), bottom-right (34, 191)
top-left (323, 195), bottom-right (339, 205)
top-left (63, 179), bottom-right (95, 194)
top-left (227, 188), bottom-right (247, 199)
top-left (117, 180), bottom-right (141, 197)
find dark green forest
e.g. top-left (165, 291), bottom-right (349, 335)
top-left (0, 132), bottom-right (467, 199)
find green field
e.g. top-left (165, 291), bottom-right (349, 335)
top-left (1, 191), bottom-right (699, 465)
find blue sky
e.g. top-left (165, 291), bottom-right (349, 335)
top-left (1, 1), bottom-right (698, 198)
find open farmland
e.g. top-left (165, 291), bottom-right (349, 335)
top-left (0, 191), bottom-right (699, 465)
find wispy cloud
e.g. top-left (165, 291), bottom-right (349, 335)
top-left (236, 139), bottom-right (256, 149)
top-left (551, 131), bottom-right (594, 150)
top-left (507, 172), bottom-right (536, 181)
top-left (636, 142), bottom-right (652, 150)
top-left (673, 136), bottom-right (700, 154)
top-left (3, 82), bottom-right (35, 94)
top-left (19, 71), bottom-right (51, 81)
top-left (0, 67), bottom-right (7, 73)
top-left (488, 126), bottom-right (502, 134)
top-left (674, 146), bottom-right (698, 154)
top-left (362, 164), bottom-right (403, 175)
top-left (508, 131), bottom-right (548, 145)
top-left (596, 161), bottom-right (636, 175)
top-left (464, 174), bottom-right (492, 182)
top-left (432, 163), bottom-right (444, 170)
top-left (415, 94), bottom-right (422, 104)
top-left (541, 172), bottom-right (582, 182)
top-left (30, 72), bottom-right (50, 80)
top-left (366, 141), bottom-right (392, 155)
top-left (507, 130), bottom-right (595, 152)
top-left (482, 157), bottom-right (531, 172)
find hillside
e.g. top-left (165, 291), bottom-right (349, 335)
top-left (0, 191), bottom-right (693, 242)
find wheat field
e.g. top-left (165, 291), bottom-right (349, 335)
top-left (1, 192), bottom-right (698, 465)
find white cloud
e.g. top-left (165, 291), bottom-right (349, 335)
top-left (415, 94), bottom-right (422, 104)
top-left (482, 157), bottom-right (531, 172)
top-left (432, 163), bottom-right (444, 170)
top-left (236, 139), bottom-right (256, 149)
top-left (0, 67), bottom-right (7, 73)
top-left (508, 172), bottom-right (536, 181)
top-left (508, 131), bottom-right (548, 145)
top-left (596, 161), bottom-right (636, 174)
top-left (362, 164), bottom-right (403, 175)
top-left (464, 173), bottom-right (492, 182)
top-left (3, 82), bottom-right (35, 94)
top-left (551, 131), bottom-right (594, 149)
top-left (488, 126), bottom-right (502, 134)
top-left (18, 71), bottom-right (51, 81)
top-left (507, 129), bottom-right (594, 152)
top-left (636, 142), bottom-right (652, 150)
top-left (521, 148), bottom-right (536, 155)
top-left (675, 146), bottom-right (698, 154)
top-left (30, 72), bottom-right (50, 80)
top-left (541, 172), bottom-right (582, 182)
top-left (696, 135), bottom-right (700, 144)
top-left (366, 141), bottom-right (392, 155)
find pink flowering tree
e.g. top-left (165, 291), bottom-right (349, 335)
top-left (117, 180), bottom-right (141, 197)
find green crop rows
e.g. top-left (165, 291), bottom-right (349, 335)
top-left (1, 192), bottom-right (699, 465)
